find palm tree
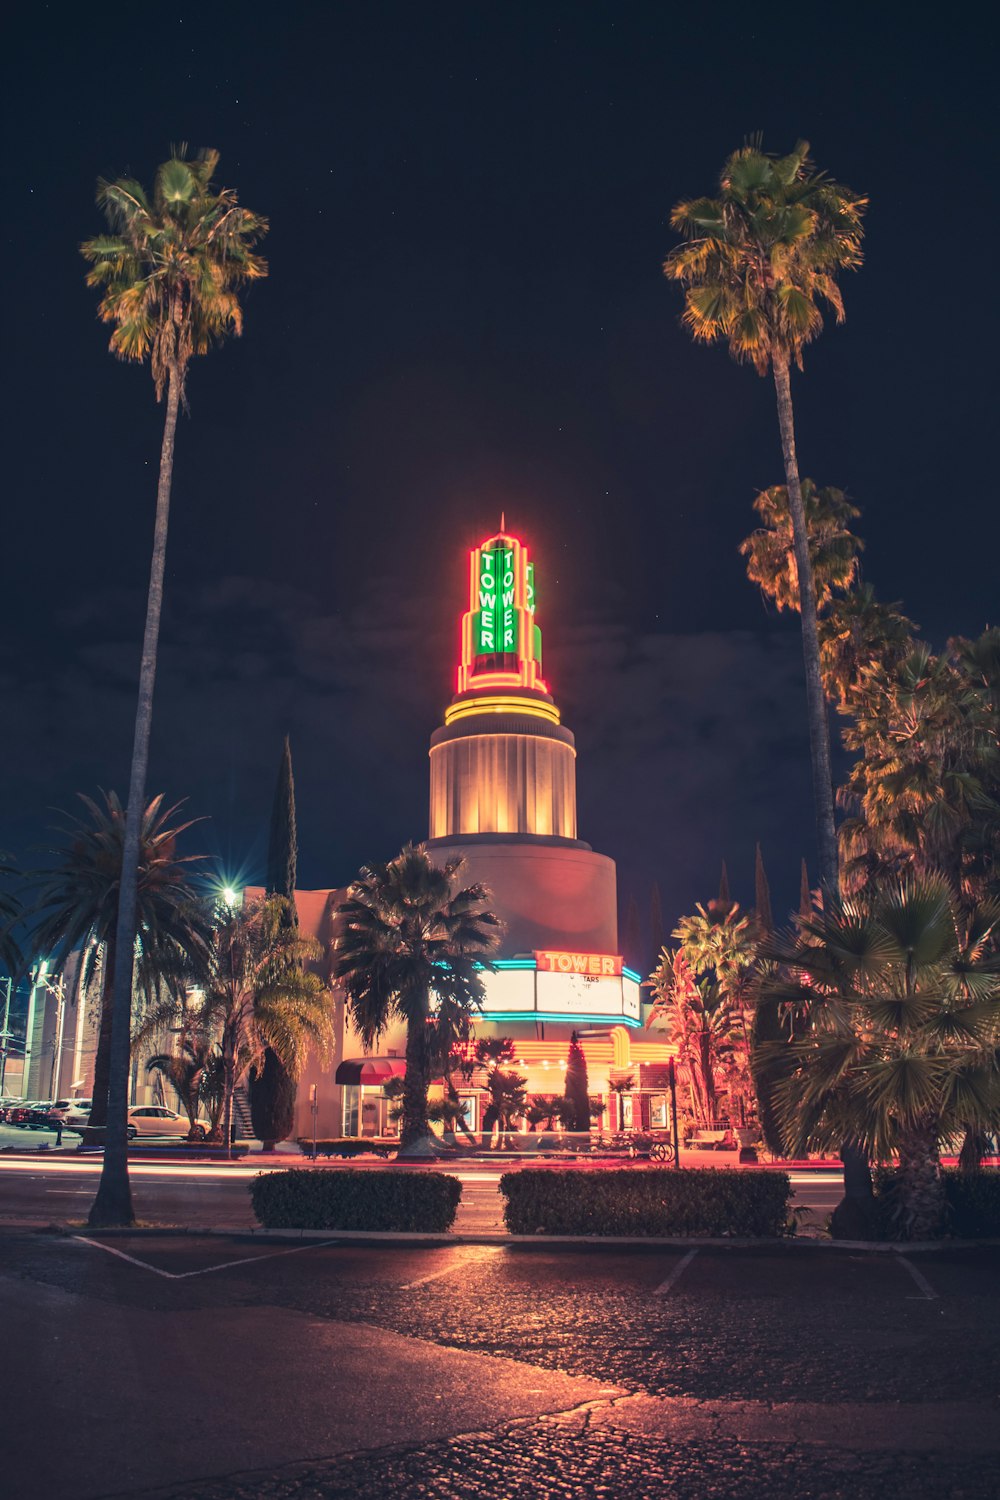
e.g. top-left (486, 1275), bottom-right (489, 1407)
top-left (740, 480), bottom-right (862, 617)
top-left (200, 895), bottom-right (331, 1159)
top-left (758, 876), bottom-right (1000, 1239)
top-left (135, 985), bottom-right (219, 1140)
top-left (334, 845), bottom-right (502, 1154)
top-left (839, 644), bottom-right (1000, 899)
top-left (665, 139), bottom-right (866, 892)
top-left (26, 793), bottom-right (209, 1146)
top-left (473, 1038), bottom-right (527, 1148)
top-left (0, 851), bottom-right (23, 977)
top-left (80, 147), bottom-right (267, 1225)
top-left (648, 950), bottom-right (737, 1129)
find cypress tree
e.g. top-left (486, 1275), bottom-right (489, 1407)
top-left (563, 1030), bottom-right (591, 1132)
top-left (754, 843), bottom-right (773, 934)
top-left (250, 735), bottom-right (299, 1151)
top-left (267, 735), bottom-right (298, 923)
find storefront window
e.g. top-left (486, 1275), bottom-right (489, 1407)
top-left (621, 1094), bottom-right (634, 1128)
top-left (458, 1094), bottom-right (477, 1133)
top-left (649, 1093), bottom-right (668, 1130)
top-left (342, 1084), bottom-right (360, 1137)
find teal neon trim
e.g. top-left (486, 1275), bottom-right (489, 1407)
top-left (622, 967), bottom-right (642, 984)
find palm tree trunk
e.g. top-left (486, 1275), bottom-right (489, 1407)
top-left (88, 366), bottom-right (181, 1227)
top-left (81, 934), bottom-right (116, 1142)
top-left (221, 1035), bottom-right (237, 1162)
top-left (772, 353), bottom-right (874, 1216)
top-left (445, 1071), bottom-right (477, 1145)
top-left (400, 1013), bottom-right (432, 1149)
top-left (958, 1127), bottom-right (987, 1175)
top-left (771, 353), bottom-right (839, 893)
top-left (897, 1119), bottom-right (945, 1240)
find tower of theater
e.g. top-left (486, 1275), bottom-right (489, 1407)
top-left (426, 527), bottom-right (618, 958)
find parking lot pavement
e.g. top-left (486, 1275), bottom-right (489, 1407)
top-left (3, 1230), bottom-right (1000, 1499)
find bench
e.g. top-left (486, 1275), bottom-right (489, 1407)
top-left (690, 1129), bottom-right (728, 1150)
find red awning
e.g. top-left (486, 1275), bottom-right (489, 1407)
top-left (335, 1057), bottom-right (407, 1086)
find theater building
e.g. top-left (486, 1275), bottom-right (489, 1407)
top-left (287, 527), bottom-right (672, 1141)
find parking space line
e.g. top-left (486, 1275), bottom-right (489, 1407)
top-left (401, 1246), bottom-right (501, 1289)
top-left (653, 1248), bottom-right (698, 1296)
top-left (73, 1234), bottom-right (343, 1280)
top-left (896, 1253), bottom-right (939, 1300)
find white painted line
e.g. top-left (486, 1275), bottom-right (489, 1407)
top-left (896, 1253), bottom-right (939, 1300)
top-left (74, 1235), bottom-right (176, 1279)
top-left (653, 1248), bottom-right (699, 1296)
top-left (400, 1246), bottom-right (501, 1290)
top-left (73, 1234), bottom-right (343, 1281)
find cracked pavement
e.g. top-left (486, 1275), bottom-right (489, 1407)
top-left (3, 1230), bottom-right (999, 1498)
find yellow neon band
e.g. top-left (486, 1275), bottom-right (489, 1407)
top-left (444, 695), bottom-right (561, 726)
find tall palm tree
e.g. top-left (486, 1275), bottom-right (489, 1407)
top-left (200, 896), bottom-right (331, 1159)
top-left (334, 845), bottom-right (502, 1154)
top-left (759, 876), bottom-right (1000, 1239)
top-left (80, 147), bottom-right (267, 1225)
top-left (26, 793), bottom-right (209, 1143)
top-left (665, 139), bottom-right (866, 892)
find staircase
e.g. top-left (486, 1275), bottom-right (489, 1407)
top-left (232, 1085), bottom-right (254, 1143)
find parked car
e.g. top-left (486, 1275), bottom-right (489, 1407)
top-left (126, 1106), bottom-right (200, 1140)
top-left (60, 1100), bottom-right (94, 1133)
top-left (7, 1101), bottom-right (51, 1128)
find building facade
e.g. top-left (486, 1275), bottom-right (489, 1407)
top-left (291, 526), bottom-right (672, 1142)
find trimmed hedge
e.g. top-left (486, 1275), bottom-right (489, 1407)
top-left (500, 1167), bottom-right (792, 1238)
top-left (250, 1168), bottom-right (461, 1231)
top-left (296, 1137), bottom-right (394, 1159)
top-left (874, 1167), bottom-right (1000, 1239)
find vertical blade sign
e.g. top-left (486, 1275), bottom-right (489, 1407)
top-left (474, 545), bottom-right (518, 657)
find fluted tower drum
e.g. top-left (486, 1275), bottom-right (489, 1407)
top-left (429, 712), bottom-right (577, 840)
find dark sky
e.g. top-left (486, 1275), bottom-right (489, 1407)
top-left (3, 4), bottom-right (997, 960)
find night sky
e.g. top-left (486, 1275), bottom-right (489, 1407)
top-left (3, 5), bottom-right (997, 961)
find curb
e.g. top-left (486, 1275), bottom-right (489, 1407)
top-left (39, 1224), bottom-right (1000, 1253)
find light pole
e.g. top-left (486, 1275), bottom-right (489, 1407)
top-left (0, 975), bottom-right (13, 1095)
top-left (667, 1058), bottom-right (681, 1169)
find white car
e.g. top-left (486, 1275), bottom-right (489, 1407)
top-left (126, 1106), bottom-right (197, 1140)
top-left (60, 1099), bottom-right (94, 1133)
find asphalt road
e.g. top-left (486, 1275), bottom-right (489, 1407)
top-left (3, 1228), bottom-right (999, 1499)
top-left (0, 1151), bottom-right (844, 1234)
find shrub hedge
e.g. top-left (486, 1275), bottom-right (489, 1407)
top-left (296, 1137), bottom-right (394, 1159)
top-left (250, 1169), bottom-right (461, 1231)
top-left (500, 1167), bottom-right (792, 1238)
top-left (873, 1167), bottom-right (1000, 1239)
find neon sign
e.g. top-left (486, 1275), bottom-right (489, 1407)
top-left (457, 530), bottom-right (547, 696)
top-left (474, 545), bottom-right (519, 655)
top-left (535, 951), bottom-right (623, 976)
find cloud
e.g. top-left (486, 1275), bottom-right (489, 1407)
top-left (1, 573), bottom-right (815, 939)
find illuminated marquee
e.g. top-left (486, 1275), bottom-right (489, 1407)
top-left (433, 958), bottom-right (643, 1026)
top-left (535, 951), bottom-right (623, 976)
top-left (456, 531), bottom-right (547, 697)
